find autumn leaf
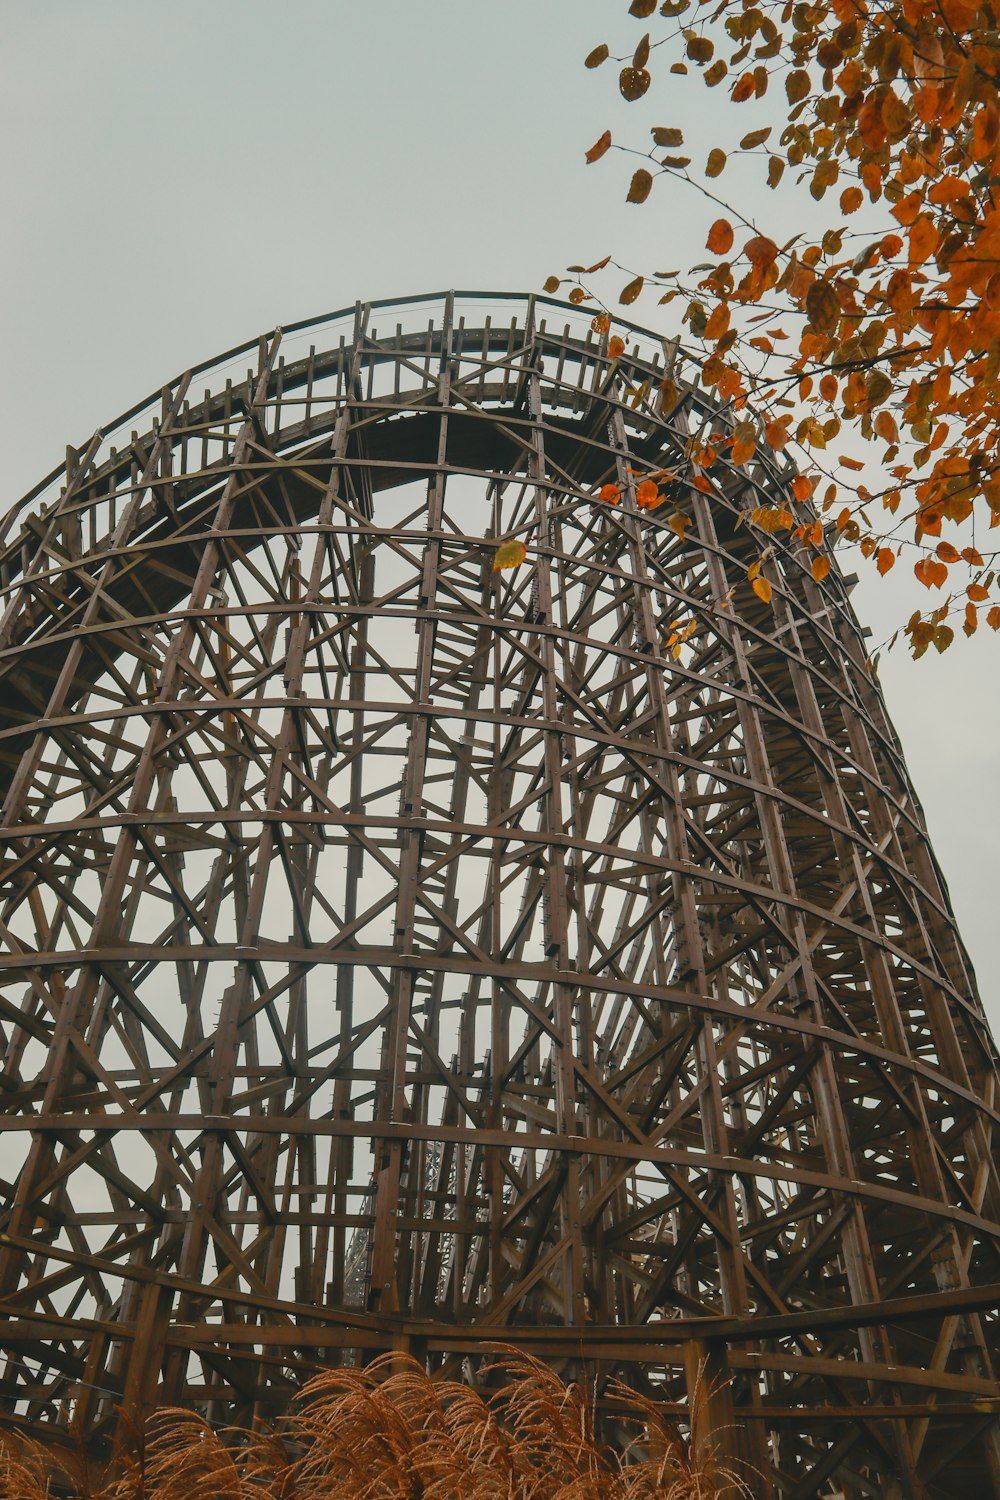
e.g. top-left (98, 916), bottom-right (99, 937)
top-left (707, 218), bottom-right (734, 254)
top-left (706, 148), bottom-right (727, 178)
top-left (543, 276), bottom-right (560, 294)
top-left (914, 556), bottom-right (948, 589)
top-left (811, 555), bottom-right (831, 582)
top-left (731, 420), bottom-right (756, 464)
top-left (805, 280), bottom-right (840, 334)
top-left (652, 126), bottom-right (684, 147)
top-left (876, 548), bottom-right (895, 576)
top-left (968, 583), bottom-right (990, 601)
top-left (908, 216), bottom-right (938, 268)
top-left (635, 478), bottom-right (660, 509)
top-left (627, 169), bottom-right (654, 203)
top-left (586, 130), bottom-right (612, 164)
top-left (608, 335), bottom-right (626, 358)
top-left (619, 66), bottom-right (651, 101)
top-left (745, 235), bottom-right (778, 268)
top-left (597, 484), bottom-right (621, 504)
top-left (620, 275), bottom-right (644, 305)
top-left (493, 539), bottom-right (527, 571)
top-left (585, 44), bottom-right (609, 69)
top-left (751, 575), bottom-right (773, 603)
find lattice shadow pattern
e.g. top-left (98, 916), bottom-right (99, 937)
top-left (1, 291), bottom-right (999, 1497)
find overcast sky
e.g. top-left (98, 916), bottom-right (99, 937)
top-left (3, 0), bottom-right (998, 1029)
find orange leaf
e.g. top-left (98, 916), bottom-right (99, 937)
top-left (745, 235), bottom-right (779, 268)
top-left (936, 541), bottom-right (960, 563)
top-left (636, 478), bottom-right (660, 509)
top-left (751, 575), bottom-right (773, 604)
top-left (707, 218), bottom-right (734, 254)
top-left (914, 556), bottom-right (948, 589)
top-left (493, 539), bottom-right (527, 571)
top-left (819, 374), bottom-right (838, 403)
top-left (791, 474), bottom-right (815, 501)
top-left (597, 484), bottom-right (621, 505)
top-left (964, 602), bottom-right (979, 636)
top-left (988, 605), bottom-right (1000, 630)
top-left (705, 303), bottom-right (730, 340)
top-left (968, 583), bottom-right (990, 601)
top-left (667, 511), bottom-right (688, 537)
top-left (608, 335), bottom-right (626, 358)
top-left (840, 186), bottom-right (864, 214)
top-left (811, 555), bottom-right (831, 582)
top-left (764, 420), bottom-right (789, 450)
top-left (620, 275), bottom-right (644, 305)
top-left (876, 548), bottom-right (895, 576)
top-left (591, 312), bottom-right (611, 335)
top-left (908, 215), bottom-right (938, 268)
top-left (586, 130), bottom-right (612, 164)
top-left (874, 411), bottom-right (899, 444)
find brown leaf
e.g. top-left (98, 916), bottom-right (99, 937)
top-left (543, 276), bottom-right (560, 294)
top-left (805, 279), bottom-right (840, 334)
top-left (585, 130), bottom-right (612, 164)
top-left (652, 126), bottom-right (684, 147)
top-left (786, 69), bottom-right (811, 103)
top-left (628, 0), bottom-right (656, 13)
top-left (620, 274), bottom-right (644, 305)
top-left (627, 168), bottom-right (654, 204)
top-left (608, 334), bottom-right (626, 357)
top-left (706, 148), bottom-right (727, 178)
top-left (619, 66), bottom-right (651, 101)
top-left (633, 32), bottom-right (651, 69)
top-left (740, 127), bottom-right (772, 149)
top-left (585, 44), bottom-right (609, 69)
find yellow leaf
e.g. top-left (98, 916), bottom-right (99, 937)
top-left (493, 539), bottom-right (527, 571)
top-left (752, 576), bottom-right (773, 603)
top-left (811, 555), bottom-right (831, 582)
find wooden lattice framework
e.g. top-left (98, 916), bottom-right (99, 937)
top-left (1, 290), bottom-right (1000, 1496)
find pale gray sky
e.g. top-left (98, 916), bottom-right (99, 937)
top-left (3, 0), bottom-right (997, 1027)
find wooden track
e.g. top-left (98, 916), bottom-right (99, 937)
top-left (1, 291), bottom-right (999, 1496)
